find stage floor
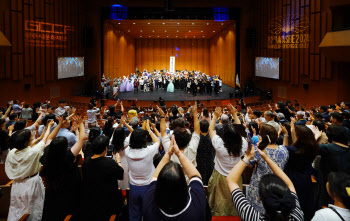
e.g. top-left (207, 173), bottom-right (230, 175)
top-left (117, 84), bottom-right (235, 101)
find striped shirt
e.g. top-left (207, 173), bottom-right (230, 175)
top-left (231, 189), bottom-right (304, 221)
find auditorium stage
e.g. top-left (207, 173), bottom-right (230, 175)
top-left (117, 83), bottom-right (236, 101)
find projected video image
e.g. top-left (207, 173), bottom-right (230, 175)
top-left (58, 57), bottom-right (84, 79)
top-left (255, 57), bottom-right (280, 79)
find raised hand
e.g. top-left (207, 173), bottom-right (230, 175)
top-left (8, 124), bottom-right (14, 131)
top-left (290, 117), bottom-right (296, 123)
top-left (279, 123), bottom-right (288, 135)
top-left (228, 104), bottom-right (236, 115)
top-left (193, 101), bottom-right (197, 113)
top-left (251, 125), bottom-right (256, 136)
top-left (145, 119), bottom-right (151, 132)
top-left (214, 107), bottom-right (222, 118)
top-left (313, 125), bottom-right (322, 140)
top-left (120, 115), bottom-right (126, 124)
top-left (9, 100), bottom-right (13, 106)
top-left (170, 135), bottom-right (180, 156)
top-left (156, 105), bottom-right (165, 117)
top-left (56, 116), bottom-right (63, 125)
top-left (72, 115), bottom-right (83, 125)
top-left (115, 152), bottom-right (121, 163)
top-left (48, 119), bottom-right (55, 128)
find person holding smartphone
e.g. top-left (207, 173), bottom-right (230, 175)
top-left (246, 124), bottom-right (289, 214)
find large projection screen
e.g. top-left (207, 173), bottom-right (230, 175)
top-left (255, 57), bottom-right (280, 79)
top-left (57, 57), bottom-right (84, 79)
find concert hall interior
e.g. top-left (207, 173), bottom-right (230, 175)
top-left (1, 0), bottom-right (350, 220)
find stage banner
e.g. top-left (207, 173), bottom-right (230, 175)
top-left (170, 56), bottom-right (175, 73)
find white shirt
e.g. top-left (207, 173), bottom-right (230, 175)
top-left (311, 205), bottom-right (350, 221)
top-left (87, 108), bottom-right (100, 123)
top-left (5, 141), bottom-right (46, 180)
top-left (212, 135), bottom-right (248, 176)
top-left (55, 106), bottom-right (70, 116)
top-left (125, 142), bottom-right (159, 186)
top-left (162, 133), bottom-right (200, 167)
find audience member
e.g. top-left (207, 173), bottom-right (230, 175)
top-left (81, 136), bottom-right (124, 220)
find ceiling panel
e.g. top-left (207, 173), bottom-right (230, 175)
top-left (105, 19), bottom-right (235, 39)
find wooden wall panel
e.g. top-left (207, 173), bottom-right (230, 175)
top-left (254, 0), bottom-right (328, 85)
top-left (0, 0), bottom-right (86, 86)
top-left (210, 24), bottom-right (236, 87)
top-left (134, 38), bottom-right (211, 74)
top-left (103, 24), bottom-right (135, 79)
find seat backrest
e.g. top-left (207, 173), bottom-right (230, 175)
top-left (0, 185), bottom-right (11, 218)
top-left (0, 164), bottom-right (11, 185)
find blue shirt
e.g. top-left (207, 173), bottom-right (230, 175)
top-left (12, 104), bottom-right (22, 113)
top-left (56, 128), bottom-right (78, 148)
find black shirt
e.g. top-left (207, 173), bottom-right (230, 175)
top-left (41, 150), bottom-right (81, 221)
top-left (159, 99), bottom-right (165, 107)
top-left (0, 130), bottom-right (9, 152)
top-left (81, 156), bottom-right (124, 221)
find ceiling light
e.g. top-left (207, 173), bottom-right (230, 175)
top-left (177, 30), bottom-right (179, 32)
top-left (149, 36), bottom-right (151, 37)
top-left (221, 23), bottom-right (224, 25)
top-left (163, 23), bottom-right (165, 25)
top-left (207, 23), bottom-right (209, 25)
top-left (140, 30), bottom-right (142, 32)
top-left (176, 36), bottom-right (178, 37)
top-left (152, 30), bottom-right (154, 32)
top-left (177, 23), bottom-right (180, 25)
top-left (213, 31), bottom-right (215, 32)
top-left (148, 23), bottom-right (150, 24)
top-left (118, 23), bottom-right (121, 24)
top-left (185, 36), bottom-right (187, 38)
top-left (165, 30), bottom-right (167, 32)
top-left (192, 23), bottom-right (194, 25)
top-left (133, 23), bottom-right (135, 24)
top-left (189, 31), bottom-right (191, 32)
top-left (128, 30), bottom-right (130, 32)
top-left (194, 36), bottom-right (196, 38)
top-left (157, 36), bottom-right (159, 37)
top-left (167, 36), bottom-right (169, 37)
top-left (140, 36), bottom-right (142, 37)
top-left (202, 36), bottom-right (205, 37)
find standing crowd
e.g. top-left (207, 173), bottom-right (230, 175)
top-left (0, 98), bottom-right (350, 221)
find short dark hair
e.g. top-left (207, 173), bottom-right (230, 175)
top-left (58, 99), bottom-right (66, 104)
top-left (293, 126), bottom-right (318, 160)
top-left (92, 136), bottom-right (109, 154)
top-left (13, 120), bottom-right (27, 132)
top-left (320, 105), bottom-right (328, 112)
top-left (253, 110), bottom-right (262, 118)
top-left (199, 120), bottom-right (209, 133)
top-left (111, 127), bottom-right (126, 153)
top-left (331, 112), bottom-right (343, 123)
top-left (259, 174), bottom-right (296, 219)
top-left (172, 118), bottom-right (185, 129)
top-left (8, 129), bottom-right (32, 150)
top-left (88, 104), bottom-right (93, 110)
top-left (9, 113), bottom-right (18, 121)
top-left (314, 112), bottom-right (322, 120)
top-left (129, 129), bottom-right (148, 149)
top-left (265, 111), bottom-right (274, 118)
top-left (173, 127), bottom-right (191, 149)
top-left (248, 121), bottom-right (259, 135)
top-left (42, 114), bottom-right (57, 126)
top-left (326, 125), bottom-right (348, 145)
top-left (327, 172), bottom-right (350, 209)
top-left (83, 127), bottom-right (101, 159)
top-left (342, 111), bottom-right (350, 120)
top-left (155, 162), bottom-right (188, 214)
top-left (24, 104), bottom-right (30, 108)
top-left (312, 120), bottom-right (326, 132)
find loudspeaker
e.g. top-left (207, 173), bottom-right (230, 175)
top-left (303, 83), bottom-right (309, 90)
top-left (83, 27), bottom-right (93, 48)
top-left (25, 83), bottom-right (31, 90)
top-left (246, 28), bottom-right (256, 48)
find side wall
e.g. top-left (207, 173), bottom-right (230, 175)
top-left (103, 22), bottom-right (135, 79)
top-left (210, 23), bottom-right (236, 87)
